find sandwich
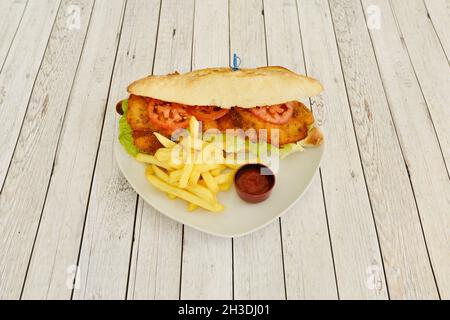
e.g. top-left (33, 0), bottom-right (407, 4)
top-left (117, 66), bottom-right (323, 158)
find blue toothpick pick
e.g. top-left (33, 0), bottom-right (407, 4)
top-left (231, 53), bottom-right (241, 71)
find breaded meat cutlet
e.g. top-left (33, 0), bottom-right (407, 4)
top-left (127, 95), bottom-right (316, 152)
top-left (132, 130), bottom-right (163, 154)
top-left (232, 101), bottom-right (314, 145)
top-left (127, 95), bottom-right (164, 153)
top-left (127, 95), bottom-right (152, 132)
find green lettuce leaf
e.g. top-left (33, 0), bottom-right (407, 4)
top-left (279, 141), bottom-right (305, 159)
top-left (118, 99), bottom-right (140, 156)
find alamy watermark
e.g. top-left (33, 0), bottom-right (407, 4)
top-left (169, 127), bottom-right (281, 174)
top-left (66, 265), bottom-right (81, 290)
top-left (366, 265), bottom-right (383, 291)
top-left (366, 4), bottom-right (381, 30)
top-left (66, 5), bottom-right (81, 30)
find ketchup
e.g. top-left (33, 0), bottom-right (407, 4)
top-left (235, 168), bottom-right (272, 195)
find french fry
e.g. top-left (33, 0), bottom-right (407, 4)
top-left (189, 116), bottom-right (200, 141)
top-left (142, 116), bottom-right (243, 213)
top-left (136, 153), bottom-right (174, 170)
top-left (189, 165), bottom-right (201, 186)
top-left (167, 145), bottom-right (185, 169)
top-left (187, 203), bottom-right (198, 211)
top-left (167, 193), bottom-right (177, 200)
top-left (210, 165), bottom-right (226, 177)
top-left (154, 132), bottom-right (176, 148)
top-left (225, 163), bottom-right (242, 170)
top-left (152, 165), bottom-right (169, 182)
top-left (169, 169), bottom-right (183, 184)
top-left (146, 175), bottom-right (224, 212)
top-left (204, 146), bottom-right (226, 164)
top-left (186, 184), bottom-right (216, 201)
top-left (188, 137), bottom-right (204, 151)
top-left (201, 171), bottom-right (219, 193)
top-left (219, 182), bottom-right (232, 191)
top-left (214, 170), bottom-right (235, 185)
top-left (197, 164), bottom-right (220, 173)
top-left (145, 165), bottom-right (154, 175)
top-left (179, 163), bottom-right (194, 188)
top-left (155, 148), bottom-right (171, 162)
top-left (168, 158), bottom-right (184, 170)
top-left (201, 142), bottom-right (222, 163)
top-left (210, 169), bottom-right (221, 177)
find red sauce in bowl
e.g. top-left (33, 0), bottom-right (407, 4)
top-left (234, 164), bottom-right (275, 203)
top-left (235, 168), bottom-right (272, 195)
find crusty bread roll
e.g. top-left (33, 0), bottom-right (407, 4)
top-left (127, 66), bottom-right (323, 108)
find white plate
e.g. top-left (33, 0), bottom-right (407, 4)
top-left (115, 139), bottom-right (324, 237)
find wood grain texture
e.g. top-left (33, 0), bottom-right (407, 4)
top-left (0, 0), bottom-right (60, 189)
top-left (20, 0), bottom-right (131, 299)
top-left (263, 0), bottom-right (337, 300)
top-left (390, 0), bottom-right (450, 172)
top-left (127, 202), bottom-right (182, 299)
top-left (329, 0), bottom-right (438, 299)
top-left (180, 0), bottom-right (233, 300)
top-left (230, 0), bottom-right (285, 300)
top-left (0, 0), bottom-right (27, 70)
top-left (72, 0), bottom-right (162, 300)
top-left (424, 0), bottom-right (450, 58)
top-left (0, 0), bottom-right (92, 299)
top-left (67, 0), bottom-right (137, 300)
top-left (363, 0), bottom-right (450, 299)
top-left (181, 230), bottom-right (233, 299)
top-left (297, 0), bottom-right (387, 300)
top-left (0, 0), bottom-right (448, 300)
top-left (127, 0), bottom-right (187, 300)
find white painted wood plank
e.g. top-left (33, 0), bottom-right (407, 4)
top-left (0, 0), bottom-right (27, 69)
top-left (71, 0), bottom-right (162, 300)
top-left (20, 0), bottom-right (131, 300)
top-left (180, 0), bottom-right (233, 300)
top-left (152, 0), bottom-right (194, 76)
top-left (296, 0), bottom-right (387, 300)
top-left (263, 0), bottom-right (337, 300)
top-left (0, 0), bottom-right (93, 300)
top-left (424, 0), bottom-right (450, 58)
top-left (328, 0), bottom-right (438, 299)
top-left (181, 231), bottom-right (233, 299)
top-left (363, 0), bottom-right (450, 299)
top-left (127, 0), bottom-right (191, 300)
top-left (230, 0), bottom-right (285, 300)
top-left (0, 0), bottom-right (60, 189)
top-left (127, 202), bottom-right (182, 299)
top-left (390, 0), bottom-right (450, 172)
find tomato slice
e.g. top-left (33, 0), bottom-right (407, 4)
top-left (188, 106), bottom-right (230, 121)
top-left (147, 99), bottom-right (190, 134)
top-left (249, 102), bottom-right (294, 124)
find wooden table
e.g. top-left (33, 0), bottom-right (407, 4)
top-left (0, 0), bottom-right (449, 300)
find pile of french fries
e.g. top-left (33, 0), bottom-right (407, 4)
top-left (135, 117), bottom-right (242, 212)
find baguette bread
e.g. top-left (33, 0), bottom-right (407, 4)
top-left (127, 66), bottom-right (323, 108)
